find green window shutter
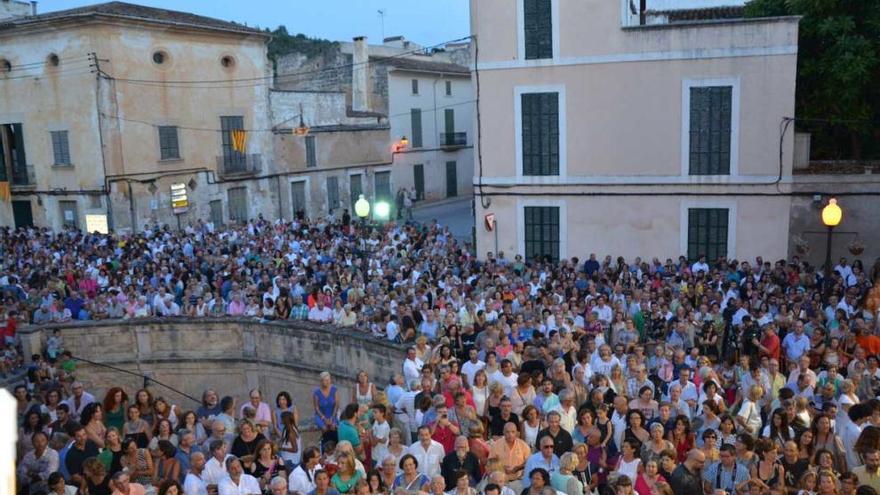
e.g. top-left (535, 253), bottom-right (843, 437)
top-left (410, 109), bottom-right (423, 148)
top-left (521, 92), bottom-right (559, 176)
top-left (524, 0), bottom-right (552, 60)
top-left (689, 86), bottom-right (731, 175)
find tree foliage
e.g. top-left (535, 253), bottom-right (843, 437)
top-left (745, 0), bottom-right (880, 159)
top-left (265, 26), bottom-right (339, 69)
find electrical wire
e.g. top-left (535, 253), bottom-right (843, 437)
top-left (2, 55), bottom-right (91, 70)
top-left (99, 98), bottom-right (477, 133)
top-left (107, 35), bottom-right (474, 90)
top-left (0, 65), bottom-right (95, 81)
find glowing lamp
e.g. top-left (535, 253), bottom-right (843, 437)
top-left (354, 194), bottom-right (370, 219)
top-left (374, 201), bottom-right (390, 220)
top-left (821, 198), bottom-right (842, 227)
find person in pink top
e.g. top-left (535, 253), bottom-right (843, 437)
top-left (240, 389), bottom-right (273, 435)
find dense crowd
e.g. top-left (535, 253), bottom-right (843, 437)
top-left (6, 217), bottom-right (880, 495)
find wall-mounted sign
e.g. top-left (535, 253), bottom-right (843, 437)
top-left (485, 213), bottom-right (496, 232)
top-left (85, 214), bottom-right (109, 234)
top-left (170, 182), bottom-right (189, 214)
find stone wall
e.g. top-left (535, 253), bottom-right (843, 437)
top-left (17, 319), bottom-right (405, 422)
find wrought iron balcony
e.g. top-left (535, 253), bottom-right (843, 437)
top-left (11, 164), bottom-right (36, 188)
top-left (439, 132), bottom-right (467, 149)
top-left (216, 153), bottom-right (262, 177)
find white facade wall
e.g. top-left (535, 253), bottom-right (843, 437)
top-left (387, 71), bottom-right (474, 203)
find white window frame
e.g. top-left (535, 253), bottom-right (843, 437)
top-left (679, 198), bottom-right (737, 260)
top-left (681, 77), bottom-right (740, 178)
top-left (514, 84), bottom-right (567, 183)
top-left (516, 0), bottom-right (561, 63)
top-left (517, 198), bottom-right (567, 261)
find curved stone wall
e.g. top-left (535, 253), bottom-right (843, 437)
top-left (18, 319), bottom-right (406, 418)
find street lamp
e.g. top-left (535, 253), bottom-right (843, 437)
top-left (821, 198), bottom-right (843, 299)
top-left (354, 194), bottom-right (370, 225)
top-left (354, 194), bottom-right (370, 273)
top-left (374, 201), bottom-right (390, 221)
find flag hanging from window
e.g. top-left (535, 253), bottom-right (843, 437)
top-left (231, 129), bottom-right (247, 153)
top-left (0, 182), bottom-right (9, 202)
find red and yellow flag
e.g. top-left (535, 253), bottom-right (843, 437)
top-left (0, 181), bottom-right (9, 202)
top-left (231, 129), bottom-right (247, 153)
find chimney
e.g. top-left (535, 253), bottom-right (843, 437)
top-left (351, 36), bottom-right (369, 112)
top-left (30, 1), bottom-right (37, 15)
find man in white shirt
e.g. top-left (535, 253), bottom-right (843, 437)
top-left (219, 457), bottom-right (261, 495)
top-left (403, 347), bottom-right (424, 384)
top-left (203, 440), bottom-right (232, 487)
top-left (843, 403), bottom-right (871, 470)
top-left (460, 349), bottom-right (486, 387)
top-left (406, 426), bottom-right (445, 478)
top-left (489, 359), bottom-right (519, 397)
top-left (288, 447), bottom-right (323, 495)
top-left (62, 382), bottom-right (95, 423)
top-left (395, 381), bottom-right (421, 442)
top-left (592, 296), bottom-right (613, 326)
top-left (183, 452), bottom-right (209, 495)
top-left (307, 300), bottom-right (333, 323)
top-left (691, 255), bottom-right (710, 275)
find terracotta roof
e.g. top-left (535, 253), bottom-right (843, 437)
top-left (372, 56), bottom-right (469, 75)
top-left (0, 1), bottom-right (267, 36)
top-left (647, 6), bottom-right (745, 22)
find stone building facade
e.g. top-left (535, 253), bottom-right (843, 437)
top-left (0, 2), bottom-right (395, 231)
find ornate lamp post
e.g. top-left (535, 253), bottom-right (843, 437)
top-left (821, 198), bottom-right (843, 299)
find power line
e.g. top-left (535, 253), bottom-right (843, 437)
top-left (0, 66), bottom-right (94, 81)
top-left (3, 55), bottom-right (91, 71)
top-left (98, 98), bottom-right (477, 133)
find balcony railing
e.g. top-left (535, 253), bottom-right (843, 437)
top-left (439, 132), bottom-right (467, 149)
top-left (11, 164), bottom-right (36, 188)
top-left (216, 153), bottom-right (262, 177)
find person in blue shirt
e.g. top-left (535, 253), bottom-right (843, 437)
top-left (522, 438), bottom-right (559, 488)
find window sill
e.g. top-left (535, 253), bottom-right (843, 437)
top-left (52, 164), bottom-right (74, 169)
top-left (158, 158), bottom-right (184, 164)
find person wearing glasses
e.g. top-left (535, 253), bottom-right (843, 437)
top-left (522, 438), bottom-right (560, 489)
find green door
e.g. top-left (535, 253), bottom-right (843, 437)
top-left (445, 161), bottom-right (457, 198)
top-left (413, 164), bottom-right (425, 200)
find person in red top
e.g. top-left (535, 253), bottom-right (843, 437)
top-left (756, 323), bottom-right (781, 362)
top-left (429, 405), bottom-right (460, 454)
top-left (0, 309), bottom-right (18, 346)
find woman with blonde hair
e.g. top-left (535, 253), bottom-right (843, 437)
top-left (550, 452), bottom-right (584, 495)
top-left (332, 452), bottom-right (364, 494)
top-left (471, 369), bottom-right (490, 418)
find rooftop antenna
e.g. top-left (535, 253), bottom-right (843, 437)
top-left (377, 9), bottom-right (385, 41)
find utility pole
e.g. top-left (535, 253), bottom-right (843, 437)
top-left (377, 9), bottom-right (385, 40)
top-left (88, 52), bottom-right (117, 231)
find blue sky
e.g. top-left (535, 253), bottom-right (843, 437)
top-left (43, 0), bottom-right (471, 47)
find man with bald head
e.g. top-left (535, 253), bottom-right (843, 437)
top-left (488, 422), bottom-right (531, 484)
top-left (669, 449), bottom-right (705, 494)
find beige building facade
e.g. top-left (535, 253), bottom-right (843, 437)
top-left (0, 2), bottom-right (393, 231)
top-left (471, 0), bottom-right (800, 263)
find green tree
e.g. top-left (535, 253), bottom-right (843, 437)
top-left (266, 26), bottom-right (338, 71)
top-left (745, 0), bottom-right (880, 159)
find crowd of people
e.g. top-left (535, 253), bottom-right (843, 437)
top-left (6, 216), bottom-right (880, 495)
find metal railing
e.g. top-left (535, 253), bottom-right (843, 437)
top-left (11, 164), bottom-right (35, 187)
top-left (439, 132), bottom-right (467, 148)
top-left (216, 153), bottom-right (262, 177)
